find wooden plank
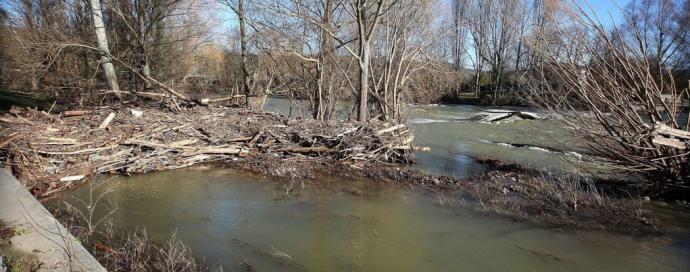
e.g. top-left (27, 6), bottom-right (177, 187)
top-left (652, 136), bottom-right (687, 149)
top-left (376, 124), bottom-right (406, 135)
top-left (63, 110), bottom-right (93, 117)
top-left (654, 122), bottom-right (690, 139)
top-left (124, 139), bottom-right (241, 154)
top-left (59, 175), bottom-right (85, 182)
top-left (37, 145), bottom-right (119, 155)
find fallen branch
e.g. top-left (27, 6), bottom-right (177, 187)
top-left (63, 110), bottom-right (93, 117)
top-left (376, 124), bottom-right (406, 135)
top-left (0, 132), bottom-right (20, 148)
top-left (277, 146), bottom-right (331, 154)
top-left (98, 112), bottom-right (116, 129)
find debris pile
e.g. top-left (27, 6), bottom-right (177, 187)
top-left (0, 105), bottom-right (416, 199)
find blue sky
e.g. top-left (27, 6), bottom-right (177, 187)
top-left (217, 0), bottom-right (631, 29)
top-left (577, 0), bottom-right (631, 26)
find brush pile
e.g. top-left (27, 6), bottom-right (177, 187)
top-left (0, 105), bottom-right (416, 199)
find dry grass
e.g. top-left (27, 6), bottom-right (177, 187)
top-left (93, 230), bottom-right (221, 272)
top-left (468, 167), bottom-right (657, 233)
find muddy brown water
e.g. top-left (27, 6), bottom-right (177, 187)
top-left (50, 98), bottom-right (690, 271)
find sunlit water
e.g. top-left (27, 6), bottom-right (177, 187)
top-left (408, 104), bottom-right (591, 177)
top-left (50, 98), bottom-right (690, 271)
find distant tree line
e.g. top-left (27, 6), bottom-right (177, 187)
top-left (0, 0), bottom-right (688, 121)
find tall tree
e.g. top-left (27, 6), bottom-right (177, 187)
top-left (371, 0), bottom-right (433, 120)
top-left (353, 0), bottom-right (393, 122)
top-left (222, 0), bottom-right (251, 107)
top-left (621, 0), bottom-right (688, 69)
top-left (451, 0), bottom-right (469, 97)
top-left (90, 0), bottom-right (120, 94)
top-left (270, 0), bottom-right (397, 122)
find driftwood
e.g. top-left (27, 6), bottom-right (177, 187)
top-left (469, 110), bottom-right (541, 123)
top-left (0, 132), bottom-right (20, 149)
top-left (652, 123), bottom-right (690, 150)
top-left (98, 112), bottom-right (116, 129)
top-left (63, 110), bottom-right (93, 117)
top-left (376, 124), bottom-right (406, 135)
top-left (59, 175), bottom-right (85, 182)
top-left (207, 95), bottom-right (247, 104)
top-left (1, 105), bottom-right (417, 198)
top-left (99, 90), bottom-right (169, 98)
top-left (277, 146), bottom-right (331, 154)
top-left (247, 131), bottom-right (263, 147)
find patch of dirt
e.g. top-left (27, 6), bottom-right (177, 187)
top-left (0, 221), bottom-right (15, 244)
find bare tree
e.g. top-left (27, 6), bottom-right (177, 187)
top-left (90, 0), bottom-right (120, 94)
top-left (352, 0), bottom-right (394, 122)
top-left (465, 0), bottom-right (488, 98)
top-left (105, 0), bottom-right (202, 90)
top-left (257, 0), bottom-right (399, 122)
top-left (476, 0), bottom-right (524, 104)
top-left (221, 0), bottom-right (252, 107)
top-left (528, 2), bottom-right (690, 192)
top-left (451, 0), bottom-right (469, 96)
top-left (676, 0), bottom-right (690, 70)
top-left (621, 0), bottom-right (687, 69)
top-left (370, 0), bottom-right (434, 120)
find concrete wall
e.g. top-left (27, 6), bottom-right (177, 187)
top-left (0, 169), bottom-right (106, 272)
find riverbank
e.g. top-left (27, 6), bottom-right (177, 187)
top-left (0, 104), bottom-right (664, 235)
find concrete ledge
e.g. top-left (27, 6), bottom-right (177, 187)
top-left (0, 169), bottom-right (106, 272)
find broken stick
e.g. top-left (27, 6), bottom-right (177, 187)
top-left (63, 110), bottom-right (93, 117)
top-left (98, 112), bottom-right (116, 129)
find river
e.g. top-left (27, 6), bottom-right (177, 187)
top-left (51, 98), bottom-right (690, 271)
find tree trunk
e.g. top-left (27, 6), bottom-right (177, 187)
top-left (89, 0), bottom-right (120, 95)
top-left (474, 66), bottom-right (481, 97)
top-left (314, 65), bottom-right (324, 120)
top-left (30, 72), bottom-right (38, 91)
top-left (359, 45), bottom-right (370, 123)
top-left (493, 67), bottom-right (501, 105)
top-left (313, 0), bottom-right (334, 121)
top-left (238, 0), bottom-right (250, 108)
top-left (138, 11), bottom-right (152, 89)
